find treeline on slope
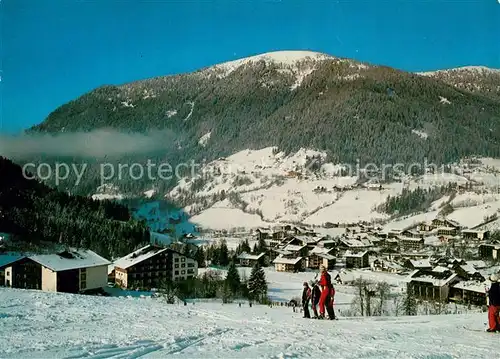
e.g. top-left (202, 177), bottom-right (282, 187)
top-left (378, 184), bottom-right (457, 216)
top-left (21, 60), bottom-right (500, 196)
top-left (158, 261), bottom-right (269, 305)
top-left (0, 157), bottom-right (150, 258)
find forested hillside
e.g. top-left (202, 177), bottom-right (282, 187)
top-left (13, 51), bottom-right (500, 196)
top-left (0, 157), bottom-right (150, 258)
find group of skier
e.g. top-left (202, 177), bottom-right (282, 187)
top-left (301, 265), bottom-right (336, 320)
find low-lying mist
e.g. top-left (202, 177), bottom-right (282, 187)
top-left (0, 129), bottom-right (178, 159)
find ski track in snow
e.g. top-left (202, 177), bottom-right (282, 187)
top-left (0, 288), bottom-right (498, 359)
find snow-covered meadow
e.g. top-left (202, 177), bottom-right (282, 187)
top-left (0, 288), bottom-right (498, 359)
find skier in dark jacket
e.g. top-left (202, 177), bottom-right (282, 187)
top-left (301, 282), bottom-right (311, 318)
top-left (487, 273), bottom-right (500, 332)
top-left (309, 280), bottom-right (321, 318)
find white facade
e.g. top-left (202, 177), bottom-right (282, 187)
top-left (41, 266), bottom-right (57, 292)
top-left (80, 265), bottom-right (108, 291)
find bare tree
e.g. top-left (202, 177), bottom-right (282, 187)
top-left (375, 282), bottom-right (391, 316)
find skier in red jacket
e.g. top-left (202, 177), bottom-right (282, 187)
top-left (318, 265), bottom-right (335, 319)
top-left (487, 273), bottom-right (500, 332)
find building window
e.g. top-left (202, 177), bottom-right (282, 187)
top-left (175, 271), bottom-right (179, 275)
top-left (181, 257), bottom-right (185, 262)
top-left (175, 258), bottom-right (179, 262)
top-left (6, 271), bottom-right (9, 276)
top-left (181, 264), bottom-right (185, 268)
top-left (181, 270), bottom-right (185, 275)
top-left (187, 263), bottom-right (194, 268)
top-left (175, 264), bottom-right (179, 268)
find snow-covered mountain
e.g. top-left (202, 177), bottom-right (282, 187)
top-left (1, 287), bottom-right (498, 359)
top-left (417, 66), bottom-right (500, 100)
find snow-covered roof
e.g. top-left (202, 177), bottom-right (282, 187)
top-left (113, 245), bottom-right (168, 270)
top-left (459, 264), bottom-right (478, 275)
top-left (0, 253), bottom-right (26, 268)
top-left (272, 256), bottom-right (303, 265)
top-left (309, 246), bottom-right (332, 255)
top-left (295, 235), bottom-right (319, 244)
top-left (409, 259), bottom-right (431, 268)
top-left (317, 253), bottom-right (336, 260)
top-left (237, 252), bottom-right (265, 260)
top-left (452, 280), bottom-right (491, 294)
top-left (399, 236), bottom-right (424, 242)
top-left (345, 250), bottom-right (368, 258)
top-left (407, 271), bottom-right (458, 286)
top-left (466, 260), bottom-right (487, 269)
top-left (272, 248), bottom-right (292, 256)
top-left (30, 249), bottom-right (111, 272)
top-left (283, 244), bottom-right (306, 252)
top-left (432, 266), bottom-right (450, 273)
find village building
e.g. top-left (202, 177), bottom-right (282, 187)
top-left (306, 246), bottom-right (336, 269)
top-left (404, 259), bottom-right (432, 271)
top-left (316, 238), bottom-right (337, 249)
top-left (401, 230), bottom-right (424, 239)
top-left (237, 252), bottom-right (265, 267)
top-left (461, 230), bottom-right (489, 241)
top-left (417, 222), bottom-right (436, 232)
top-left (371, 259), bottom-right (403, 273)
top-left (281, 243), bottom-right (308, 257)
top-left (478, 243), bottom-right (500, 260)
top-left (449, 281), bottom-right (490, 306)
top-left (454, 263), bottom-right (485, 282)
top-left (1, 248), bottom-right (110, 293)
top-left (406, 269), bottom-right (460, 302)
top-left (398, 237), bottom-right (425, 251)
top-left (345, 251), bottom-right (369, 269)
top-left (113, 245), bottom-right (197, 289)
top-left (432, 217), bottom-right (461, 229)
top-left (272, 256), bottom-right (304, 272)
top-left (254, 228), bottom-right (271, 241)
top-left (436, 227), bottom-right (459, 237)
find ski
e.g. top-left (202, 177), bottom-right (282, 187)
top-left (463, 326), bottom-right (499, 333)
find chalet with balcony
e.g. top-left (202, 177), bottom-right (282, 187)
top-left (113, 245), bottom-right (197, 290)
top-left (401, 230), bottom-right (424, 239)
top-left (437, 227), bottom-right (459, 237)
top-left (1, 248), bottom-right (110, 294)
top-left (404, 259), bottom-right (432, 271)
top-left (306, 246), bottom-right (336, 270)
top-left (406, 269), bottom-right (460, 302)
top-left (272, 256), bottom-right (304, 272)
top-left (398, 237), bottom-right (425, 251)
top-left (237, 252), bottom-right (265, 267)
top-left (478, 243), bottom-right (500, 260)
top-left (449, 280), bottom-right (489, 306)
top-left (461, 230), bottom-right (489, 241)
top-left (345, 251), bottom-right (369, 269)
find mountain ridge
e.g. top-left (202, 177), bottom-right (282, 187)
top-left (16, 50), bottom-right (500, 195)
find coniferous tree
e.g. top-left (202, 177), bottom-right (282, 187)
top-left (219, 240), bottom-right (229, 266)
top-left (195, 246), bottom-right (206, 268)
top-left (225, 261), bottom-right (241, 296)
top-left (252, 243), bottom-right (258, 254)
top-left (241, 238), bottom-right (251, 253)
top-left (257, 236), bottom-right (267, 254)
top-left (247, 262), bottom-right (267, 303)
top-left (403, 285), bottom-right (418, 316)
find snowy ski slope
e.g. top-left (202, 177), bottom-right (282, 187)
top-left (0, 288), bottom-right (498, 359)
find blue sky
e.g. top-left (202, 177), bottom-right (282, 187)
top-left (1, 0), bottom-right (499, 133)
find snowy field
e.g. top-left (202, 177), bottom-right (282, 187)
top-left (0, 288), bottom-right (498, 359)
